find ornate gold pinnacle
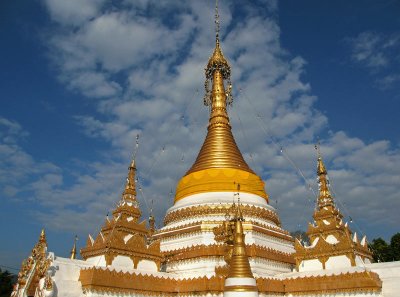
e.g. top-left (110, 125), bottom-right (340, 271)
top-left (226, 204), bottom-right (254, 278)
top-left (315, 144), bottom-right (334, 209)
top-left (123, 159), bottom-right (137, 200)
top-left (186, 9), bottom-right (252, 175)
top-left (70, 235), bottom-right (78, 260)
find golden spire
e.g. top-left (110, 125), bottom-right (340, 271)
top-left (315, 144), bottom-right (334, 208)
top-left (186, 1), bottom-right (252, 175)
top-left (123, 135), bottom-right (140, 199)
top-left (39, 229), bottom-right (47, 244)
top-left (122, 158), bottom-right (137, 199)
top-left (226, 203), bottom-right (254, 278)
top-left (70, 235), bottom-right (78, 260)
top-left (174, 1), bottom-right (268, 202)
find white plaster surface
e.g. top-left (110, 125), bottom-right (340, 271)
top-left (111, 255), bottom-right (134, 269)
top-left (366, 261), bottom-right (400, 297)
top-left (245, 232), bottom-right (295, 254)
top-left (298, 259), bottom-right (323, 272)
top-left (225, 277), bottom-right (256, 286)
top-left (137, 259), bottom-right (158, 271)
top-left (325, 255), bottom-right (351, 270)
top-left (85, 255), bottom-right (106, 267)
top-left (52, 256), bottom-right (92, 297)
top-left (166, 258), bottom-right (223, 277)
top-left (44, 253), bottom-right (400, 297)
top-left (170, 192), bottom-right (273, 212)
top-left (223, 292), bottom-right (258, 297)
top-left (250, 258), bottom-right (293, 277)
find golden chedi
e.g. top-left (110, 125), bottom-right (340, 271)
top-left (156, 2), bottom-right (295, 280)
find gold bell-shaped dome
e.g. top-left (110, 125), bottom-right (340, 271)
top-left (174, 12), bottom-right (268, 203)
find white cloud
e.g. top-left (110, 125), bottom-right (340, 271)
top-left (0, 117), bottom-right (61, 198)
top-left (350, 32), bottom-right (388, 68)
top-left (349, 31), bottom-right (400, 89)
top-left (44, 0), bottom-right (106, 26)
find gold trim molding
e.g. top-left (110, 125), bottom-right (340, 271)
top-left (163, 243), bottom-right (295, 265)
top-left (79, 267), bottom-right (381, 295)
top-left (163, 204), bottom-right (281, 227)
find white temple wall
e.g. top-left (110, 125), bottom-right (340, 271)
top-left (224, 277), bottom-right (258, 297)
top-left (298, 259), bottom-right (323, 272)
top-left (366, 261), bottom-right (400, 297)
top-left (166, 257), bottom-right (224, 277)
top-left (160, 232), bottom-right (206, 251)
top-left (250, 258), bottom-right (293, 276)
top-left (170, 192), bottom-right (271, 211)
top-left (52, 257), bottom-right (92, 297)
top-left (325, 255), bottom-right (351, 270)
top-left (137, 259), bottom-right (158, 271)
top-left (85, 255), bottom-right (107, 267)
top-left (111, 255), bottom-right (134, 269)
top-left (223, 293), bottom-right (258, 297)
top-left (160, 228), bottom-right (294, 255)
top-left (166, 256), bottom-right (293, 278)
top-left (355, 255), bottom-right (365, 266)
top-left (246, 232), bottom-right (295, 254)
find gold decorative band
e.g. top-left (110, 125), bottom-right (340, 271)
top-left (224, 285), bottom-right (258, 292)
top-left (79, 268), bottom-right (381, 295)
top-left (163, 243), bottom-right (295, 264)
top-left (163, 204), bottom-right (281, 226)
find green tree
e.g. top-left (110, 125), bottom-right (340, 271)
top-left (290, 230), bottom-right (310, 245)
top-left (390, 232), bottom-right (400, 261)
top-left (0, 269), bottom-right (13, 297)
top-left (369, 237), bottom-right (391, 262)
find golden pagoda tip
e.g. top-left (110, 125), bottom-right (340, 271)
top-left (129, 159), bottom-right (136, 169)
top-left (39, 228), bottom-right (46, 243)
top-left (70, 235), bottom-right (78, 260)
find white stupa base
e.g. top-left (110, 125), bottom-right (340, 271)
top-left (224, 277), bottom-right (258, 297)
top-left (224, 293), bottom-right (258, 297)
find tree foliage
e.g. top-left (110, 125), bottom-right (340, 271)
top-left (369, 233), bottom-right (400, 262)
top-left (390, 233), bottom-right (400, 261)
top-left (290, 230), bottom-right (310, 245)
top-left (0, 269), bottom-right (14, 297)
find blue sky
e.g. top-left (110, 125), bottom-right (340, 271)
top-left (1, 0), bottom-right (399, 272)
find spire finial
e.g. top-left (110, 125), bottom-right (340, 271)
top-left (314, 142), bottom-right (334, 208)
top-left (315, 138), bottom-right (322, 159)
top-left (123, 138), bottom-right (139, 200)
top-left (39, 228), bottom-right (47, 244)
top-left (215, 0), bottom-right (220, 44)
top-left (132, 134), bottom-right (140, 161)
top-left (203, 1), bottom-right (233, 107)
top-left (70, 235), bottom-right (78, 259)
top-left (314, 140), bottom-right (327, 176)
